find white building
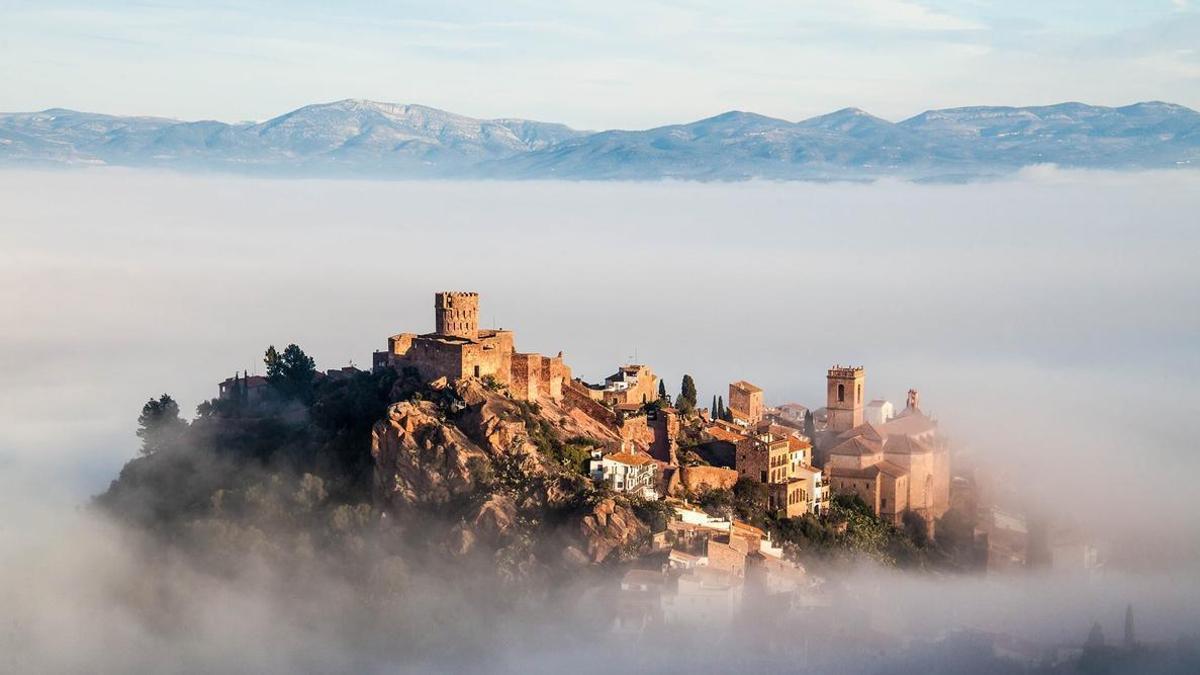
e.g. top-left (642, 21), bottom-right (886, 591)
top-left (589, 450), bottom-right (659, 499)
top-left (864, 399), bottom-right (894, 426)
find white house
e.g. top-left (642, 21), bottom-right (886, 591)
top-left (590, 450), bottom-right (658, 499)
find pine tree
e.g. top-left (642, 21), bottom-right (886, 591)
top-left (658, 379), bottom-right (669, 404)
top-left (136, 393), bottom-right (187, 456)
top-left (264, 343), bottom-right (318, 403)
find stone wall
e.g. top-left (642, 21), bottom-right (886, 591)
top-left (563, 380), bottom-right (618, 429)
top-left (678, 465), bottom-right (738, 493)
top-left (510, 352), bottom-right (540, 401)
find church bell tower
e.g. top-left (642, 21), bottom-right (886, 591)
top-left (826, 365), bottom-right (865, 433)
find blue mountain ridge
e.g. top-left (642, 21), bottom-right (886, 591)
top-left (2, 99), bottom-right (1196, 181)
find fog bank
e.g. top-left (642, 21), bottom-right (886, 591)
top-left (3, 167), bottom-right (1197, 534)
top-left (2, 167), bottom-right (1200, 671)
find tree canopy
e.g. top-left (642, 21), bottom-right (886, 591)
top-left (136, 394), bottom-right (187, 456)
top-left (265, 343), bottom-right (318, 403)
top-left (677, 374), bottom-right (697, 414)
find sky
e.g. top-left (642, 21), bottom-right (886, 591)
top-left (2, 1), bottom-right (1199, 129)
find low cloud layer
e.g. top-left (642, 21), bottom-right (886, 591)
top-left (1, 168), bottom-right (1198, 671)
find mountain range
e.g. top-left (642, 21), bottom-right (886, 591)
top-left (2, 98), bottom-right (1197, 181)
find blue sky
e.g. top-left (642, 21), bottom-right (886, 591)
top-left (1, 1), bottom-right (1198, 128)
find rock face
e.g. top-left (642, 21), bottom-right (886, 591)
top-left (471, 494), bottom-right (518, 545)
top-left (372, 377), bottom-right (652, 567)
top-left (370, 400), bottom-right (492, 508)
top-left (578, 497), bottom-right (650, 564)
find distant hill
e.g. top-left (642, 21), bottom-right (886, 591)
top-left (2, 99), bottom-right (1197, 181)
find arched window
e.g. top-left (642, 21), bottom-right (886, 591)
top-left (837, 383), bottom-right (845, 402)
top-left (857, 384), bottom-right (862, 403)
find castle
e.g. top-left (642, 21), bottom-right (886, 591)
top-left (372, 292), bottom-right (570, 402)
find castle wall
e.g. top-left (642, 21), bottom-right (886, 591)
top-left (678, 465), bottom-right (738, 493)
top-left (510, 353), bottom-right (541, 401)
top-left (563, 380), bottom-right (618, 429)
top-left (399, 336), bottom-right (468, 382)
top-left (540, 355), bottom-right (567, 402)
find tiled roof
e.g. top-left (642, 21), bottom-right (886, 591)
top-left (606, 451), bottom-right (655, 466)
top-left (705, 426), bottom-right (746, 443)
top-left (787, 436), bottom-right (812, 451)
top-left (828, 460), bottom-right (909, 480)
top-left (883, 434), bottom-right (933, 455)
top-left (731, 520), bottom-right (766, 538)
top-left (878, 410), bottom-right (937, 436)
top-left (827, 435), bottom-right (882, 457)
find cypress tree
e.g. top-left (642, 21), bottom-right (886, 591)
top-left (678, 375), bottom-right (697, 413)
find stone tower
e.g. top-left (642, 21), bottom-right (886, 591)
top-left (435, 291), bottom-right (479, 340)
top-left (826, 365), bottom-right (865, 433)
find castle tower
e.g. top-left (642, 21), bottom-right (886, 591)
top-left (435, 291), bottom-right (479, 340)
top-left (826, 365), bottom-right (865, 433)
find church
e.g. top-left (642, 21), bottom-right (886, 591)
top-left (820, 366), bottom-right (951, 529)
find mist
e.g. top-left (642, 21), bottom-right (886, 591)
top-left (2, 168), bottom-right (1199, 671)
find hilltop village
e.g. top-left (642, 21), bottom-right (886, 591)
top-left (205, 291), bottom-right (1099, 651)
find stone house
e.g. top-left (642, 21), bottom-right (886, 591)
top-left (584, 364), bottom-right (660, 406)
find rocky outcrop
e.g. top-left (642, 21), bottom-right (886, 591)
top-left (455, 379), bottom-right (538, 458)
top-left (471, 494), bottom-right (518, 545)
top-left (372, 376), bottom-right (656, 568)
top-left (578, 497), bottom-right (650, 564)
top-left (370, 400), bottom-right (493, 509)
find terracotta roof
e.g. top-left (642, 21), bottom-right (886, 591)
top-left (840, 422), bottom-right (886, 442)
top-left (731, 520), bottom-right (766, 538)
top-left (876, 460), bottom-right (909, 477)
top-left (828, 460), bottom-right (909, 480)
top-left (669, 549), bottom-right (702, 563)
top-left (730, 380), bottom-right (763, 393)
top-left (883, 434), bottom-right (933, 455)
top-left (877, 413), bottom-right (937, 437)
top-left (605, 451), bottom-right (655, 467)
top-left (220, 375), bottom-right (269, 387)
top-left (787, 436), bottom-right (812, 452)
top-left (705, 426), bottom-right (746, 444)
top-left (827, 435), bottom-right (882, 457)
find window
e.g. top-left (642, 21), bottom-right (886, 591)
top-left (837, 383), bottom-right (845, 402)
top-left (474, 365), bottom-right (481, 377)
top-left (857, 384), bottom-right (862, 403)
